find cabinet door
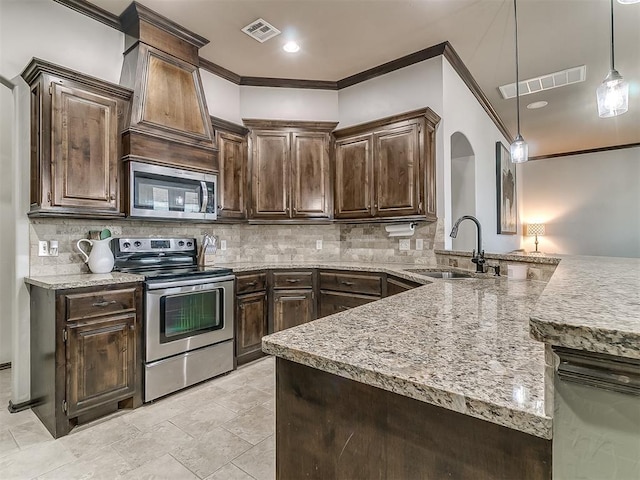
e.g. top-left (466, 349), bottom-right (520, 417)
top-left (218, 131), bottom-right (247, 219)
top-left (374, 122), bottom-right (421, 217)
top-left (66, 313), bottom-right (136, 417)
top-left (291, 132), bottom-right (331, 218)
top-left (236, 291), bottom-right (268, 364)
top-left (273, 290), bottom-right (315, 332)
top-left (334, 134), bottom-right (373, 218)
top-left (51, 82), bottom-right (119, 212)
top-left (250, 131), bottom-right (290, 219)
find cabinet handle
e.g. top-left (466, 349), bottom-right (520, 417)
top-left (284, 296), bottom-right (307, 301)
top-left (339, 306), bottom-right (349, 311)
top-left (240, 304), bottom-right (245, 310)
top-left (286, 207), bottom-right (290, 214)
top-left (340, 281), bottom-right (354, 286)
top-left (286, 279), bottom-right (301, 283)
top-left (374, 203), bottom-right (378, 208)
top-left (245, 281), bottom-right (257, 286)
top-left (93, 300), bottom-right (117, 307)
top-left (129, 324), bottom-right (135, 331)
top-left (110, 194), bottom-right (116, 200)
top-left (217, 204), bottom-right (223, 210)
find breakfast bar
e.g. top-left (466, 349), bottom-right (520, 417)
top-left (262, 255), bottom-right (640, 479)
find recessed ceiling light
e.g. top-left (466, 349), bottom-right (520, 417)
top-left (527, 100), bottom-right (549, 110)
top-left (283, 41), bottom-right (300, 53)
top-left (527, 101), bottom-right (548, 110)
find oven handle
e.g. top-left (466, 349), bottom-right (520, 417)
top-left (146, 274), bottom-right (235, 290)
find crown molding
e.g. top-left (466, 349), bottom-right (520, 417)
top-left (53, 0), bottom-right (122, 30)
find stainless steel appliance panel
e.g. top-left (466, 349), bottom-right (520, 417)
top-left (144, 340), bottom-right (233, 402)
top-left (145, 277), bottom-right (234, 363)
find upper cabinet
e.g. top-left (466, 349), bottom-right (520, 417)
top-left (244, 120), bottom-right (337, 221)
top-left (22, 59), bottom-right (132, 218)
top-left (333, 108), bottom-right (440, 222)
top-left (211, 117), bottom-right (249, 220)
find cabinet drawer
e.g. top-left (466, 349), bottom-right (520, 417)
top-left (65, 288), bottom-right (136, 321)
top-left (236, 272), bottom-right (267, 294)
top-left (272, 271), bottom-right (313, 290)
top-left (319, 291), bottom-right (379, 318)
top-left (319, 271), bottom-right (382, 296)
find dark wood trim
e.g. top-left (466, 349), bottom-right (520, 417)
top-left (243, 119), bottom-right (338, 132)
top-left (239, 76), bottom-right (338, 90)
top-left (119, 2), bottom-right (208, 49)
top-left (210, 116), bottom-right (249, 136)
top-left (20, 58), bottom-right (133, 100)
top-left (442, 43), bottom-right (513, 142)
top-left (198, 57), bottom-right (242, 84)
top-left (0, 362), bottom-right (10, 370)
top-left (333, 107), bottom-right (441, 139)
top-left (52, 0), bottom-right (121, 30)
top-left (530, 142), bottom-right (640, 161)
top-left (8, 399), bottom-right (37, 413)
top-left (555, 347), bottom-right (640, 397)
top-left (336, 43), bottom-right (447, 89)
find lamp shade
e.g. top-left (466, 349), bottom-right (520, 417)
top-left (526, 223), bottom-right (545, 236)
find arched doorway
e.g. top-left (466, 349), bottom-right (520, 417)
top-left (450, 132), bottom-right (476, 251)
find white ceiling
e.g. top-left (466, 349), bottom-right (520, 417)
top-left (87, 0), bottom-right (640, 158)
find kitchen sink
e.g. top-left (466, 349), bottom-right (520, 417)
top-left (405, 269), bottom-right (472, 279)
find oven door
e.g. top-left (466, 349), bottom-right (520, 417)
top-left (145, 276), bottom-right (234, 363)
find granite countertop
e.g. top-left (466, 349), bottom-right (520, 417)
top-left (25, 272), bottom-right (145, 289)
top-left (435, 249), bottom-right (561, 265)
top-left (263, 274), bottom-right (552, 439)
top-left (529, 255), bottom-right (640, 360)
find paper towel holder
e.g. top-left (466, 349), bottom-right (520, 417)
top-left (385, 222), bottom-right (417, 237)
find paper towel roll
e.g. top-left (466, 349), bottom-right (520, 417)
top-left (385, 223), bottom-right (416, 237)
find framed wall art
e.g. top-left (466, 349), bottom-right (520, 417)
top-left (496, 142), bottom-right (517, 235)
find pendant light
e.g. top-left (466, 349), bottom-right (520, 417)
top-left (510, 0), bottom-right (528, 164)
top-left (596, 0), bottom-right (629, 117)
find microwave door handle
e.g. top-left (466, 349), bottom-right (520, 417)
top-left (200, 181), bottom-right (208, 213)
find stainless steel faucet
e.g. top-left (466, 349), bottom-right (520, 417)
top-left (450, 215), bottom-right (486, 273)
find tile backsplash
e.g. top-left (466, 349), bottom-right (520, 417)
top-left (29, 218), bottom-right (443, 276)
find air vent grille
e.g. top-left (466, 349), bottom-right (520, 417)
top-left (499, 65), bottom-right (586, 99)
top-left (242, 18), bottom-right (281, 43)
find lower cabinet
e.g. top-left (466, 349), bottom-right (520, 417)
top-left (30, 283), bottom-right (143, 438)
top-left (273, 290), bottom-right (315, 332)
top-left (235, 272), bottom-right (268, 366)
top-left (317, 270), bottom-right (383, 319)
top-left (236, 290), bottom-right (268, 365)
top-left (386, 275), bottom-right (422, 297)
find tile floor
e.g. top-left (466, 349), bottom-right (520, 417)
top-left (0, 357), bottom-right (276, 480)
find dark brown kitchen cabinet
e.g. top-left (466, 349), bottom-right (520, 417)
top-left (212, 117), bottom-right (249, 220)
top-left (333, 108), bottom-right (440, 221)
top-left (30, 283), bottom-right (142, 438)
top-left (235, 272), bottom-right (268, 365)
top-left (317, 270), bottom-right (383, 318)
top-left (21, 59), bottom-right (132, 218)
top-left (244, 120), bottom-right (337, 221)
top-left (273, 290), bottom-right (315, 332)
top-left (386, 275), bottom-right (422, 297)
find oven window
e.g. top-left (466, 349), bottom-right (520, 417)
top-left (160, 289), bottom-right (223, 343)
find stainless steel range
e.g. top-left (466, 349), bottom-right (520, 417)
top-left (113, 238), bottom-right (234, 402)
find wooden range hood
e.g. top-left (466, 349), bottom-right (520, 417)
top-left (119, 2), bottom-right (217, 173)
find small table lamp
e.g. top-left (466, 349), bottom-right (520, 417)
top-left (526, 223), bottom-right (545, 253)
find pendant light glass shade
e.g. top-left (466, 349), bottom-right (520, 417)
top-left (597, 0), bottom-right (629, 118)
top-left (597, 69), bottom-right (629, 117)
top-left (510, 134), bottom-right (529, 164)
top-left (510, 0), bottom-right (528, 163)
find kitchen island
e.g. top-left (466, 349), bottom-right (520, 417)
top-left (263, 269), bottom-right (554, 479)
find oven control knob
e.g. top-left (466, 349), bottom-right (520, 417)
top-left (186, 241), bottom-right (193, 247)
top-left (123, 242), bottom-right (131, 249)
top-left (178, 241), bottom-right (185, 247)
top-left (134, 241), bottom-right (142, 248)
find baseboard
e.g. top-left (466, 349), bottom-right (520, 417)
top-left (7, 399), bottom-right (35, 413)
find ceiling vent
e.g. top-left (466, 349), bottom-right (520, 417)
top-left (241, 18), bottom-right (281, 43)
top-left (499, 65), bottom-right (586, 99)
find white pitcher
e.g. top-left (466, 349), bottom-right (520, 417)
top-left (76, 237), bottom-right (114, 274)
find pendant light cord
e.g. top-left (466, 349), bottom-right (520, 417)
top-left (610, 0), bottom-right (615, 71)
top-left (514, 0), bottom-right (521, 136)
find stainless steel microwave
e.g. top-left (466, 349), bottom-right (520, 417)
top-left (128, 162), bottom-right (217, 221)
